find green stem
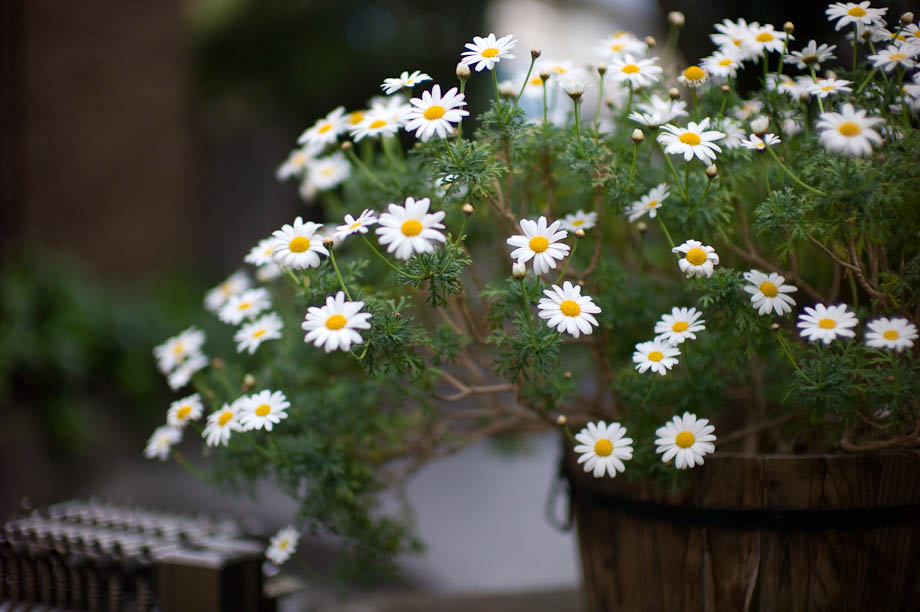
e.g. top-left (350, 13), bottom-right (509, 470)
top-left (656, 215), bottom-right (675, 249)
top-left (555, 238), bottom-right (578, 284)
top-left (572, 98), bottom-right (585, 157)
top-left (683, 160), bottom-right (690, 200)
top-left (491, 68), bottom-right (500, 103)
top-left (442, 137), bottom-right (460, 165)
top-left (360, 234), bottom-right (421, 279)
top-left (594, 74), bottom-right (605, 132)
top-left (457, 79), bottom-right (467, 139)
top-left (765, 146), bottom-right (826, 196)
top-left (519, 277), bottom-right (535, 334)
top-left (343, 147), bottom-right (388, 190)
top-left (855, 66), bottom-right (879, 94)
top-left (695, 176), bottom-right (713, 210)
top-left (514, 55), bottom-right (537, 109)
top-left (172, 451), bottom-right (207, 482)
top-left (762, 49), bottom-right (769, 85)
top-left (380, 135), bottom-right (400, 169)
top-left (691, 87), bottom-right (698, 121)
top-left (809, 66), bottom-right (824, 114)
top-left (271, 433), bottom-right (289, 467)
top-left (761, 155), bottom-right (775, 206)
top-left (542, 79), bottom-right (548, 126)
top-left (852, 24), bottom-right (859, 71)
top-left (328, 249), bottom-right (351, 300)
top-left (776, 333), bottom-right (818, 386)
top-left (283, 266), bottom-right (302, 289)
top-left (718, 80), bottom-right (730, 118)
top-left (658, 142), bottom-right (687, 200)
top-left (626, 142), bottom-right (639, 190)
top-left (777, 36), bottom-right (788, 77)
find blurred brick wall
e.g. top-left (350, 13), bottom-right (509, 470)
top-left (1, 0), bottom-right (193, 278)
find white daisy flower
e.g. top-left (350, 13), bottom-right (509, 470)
top-left (781, 111), bottom-right (805, 136)
top-left (808, 78), bottom-right (853, 99)
top-left (609, 55), bottom-right (663, 88)
top-left (506, 216), bottom-right (570, 276)
top-left (203, 402), bottom-right (244, 447)
top-left (626, 183), bottom-right (670, 221)
top-left (654, 307), bottom-right (706, 345)
top-left (734, 99), bottom-right (764, 121)
top-left (350, 109), bottom-right (401, 142)
top-left (673, 239), bottom-right (720, 278)
top-left (266, 525), bottom-right (300, 565)
top-left (271, 217), bottom-right (329, 270)
top-left (768, 74), bottom-right (813, 101)
top-left (343, 109), bottom-right (368, 130)
top-left (276, 144), bottom-right (320, 181)
top-left (635, 95), bottom-right (688, 122)
top-left (816, 103), bottom-right (884, 157)
top-left (297, 106), bottom-right (347, 148)
top-left (748, 23), bottom-right (790, 54)
top-left (234, 312), bottom-right (283, 355)
top-left (715, 117), bottom-right (746, 149)
top-left (740, 133), bottom-right (781, 151)
top-left (244, 237), bottom-right (278, 268)
top-left (574, 421), bottom-right (634, 478)
top-left (256, 262), bottom-right (283, 283)
top-left (711, 18), bottom-right (759, 61)
top-left (700, 50), bottom-right (743, 79)
top-left (865, 317), bottom-right (918, 352)
top-left (205, 270), bottom-right (251, 313)
top-left (167, 393), bottom-right (204, 428)
top-left (633, 338), bottom-right (680, 375)
top-left (558, 74), bottom-right (589, 98)
top-left (144, 425), bottom-right (182, 461)
top-left (594, 31), bottom-right (647, 60)
top-left (304, 153), bottom-right (351, 191)
top-left (380, 70), bottom-right (432, 95)
top-left (375, 196), bottom-right (447, 260)
top-left (655, 412), bottom-right (716, 469)
top-left (797, 303), bottom-right (859, 344)
top-left (785, 40), bottom-right (837, 70)
top-left (678, 65), bottom-right (709, 88)
top-left (561, 210), bottom-right (597, 231)
top-left (537, 281), bottom-right (602, 338)
top-left (657, 118), bottom-right (725, 164)
top-left (154, 327), bottom-right (206, 374)
top-left (167, 352), bottom-right (208, 391)
top-left (404, 85), bottom-right (469, 142)
top-left (868, 44), bottom-right (918, 71)
top-left (301, 291), bottom-right (373, 353)
top-left (749, 115), bottom-right (770, 134)
top-left (742, 270), bottom-right (798, 315)
top-left (844, 21), bottom-right (893, 44)
top-left (334, 209), bottom-right (378, 241)
top-left (239, 389), bottom-right (290, 432)
top-left (826, 2), bottom-right (888, 31)
top-left (460, 33), bottom-right (516, 72)
top-left (369, 94), bottom-right (412, 124)
top-left (219, 288), bottom-right (271, 325)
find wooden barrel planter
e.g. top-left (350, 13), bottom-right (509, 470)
top-left (565, 450), bottom-right (920, 612)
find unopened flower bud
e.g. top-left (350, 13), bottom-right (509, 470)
top-left (705, 163), bottom-right (718, 179)
top-left (631, 128), bottom-right (645, 144)
top-left (575, 228), bottom-right (586, 239)
top-left (556, 414), bottom-right (568, 426)
top-left (751, 115), bottom-right (769, 135)
top-left (720, 84), bottom-right (731, 93)
top-left (668, 11), bottom-right (685, 27)
top-left (900, 12), bottom-right (913, 25)
top-left (668, 87), bottom-right (680, 100)
top-left (597, 63), bottom-right (608, 76)
top-left (770, 323), bottom-right (780, 331)
top-left (561, 75), bottom-right (588, 100)
top-left (576, 280), bottom-right (584, 287)
top-left (341, 141), bottom-right (353, 151)
top-left (539, 70), bottom-right (551, 83)
top-left (461, 203), bottom-right (475, 216)
top-left (512, 261), bottom-right (526, 279)
top-left (498, 80), bottom-right (516, 98)
top-left (783, 21), bottom-right (794, 34)
top-left (531, 48), bottom-right (542, 60)
top-left (563, 371), bottom-right (572, 379)
top-left (645, 36), bottom-right (656, 48)
top-left (456, 62), bottom-right (471, 81)
top-left (637, 221), bottom-right (648, 233)
top-left (825, 69), bottom-right (837, 80)
top-left (242, 374), bottom-right (256, 390)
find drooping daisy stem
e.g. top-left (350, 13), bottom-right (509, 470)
top-left (359, 235), bottom-right (422, 279)
top-left (555, 238), bottom-right (578, 284)
top-left (656, 215), bottom-right (676, 249)
top-left (172, 451), bottom-right (207, 483)
top-left (571, 98), bottom-right (585, 157)
top-left (765, 145), bottom-right (826, 196)
top-left (808, 66), bottom-right (825, 114)
top-left (514, 55), bottom-right (538, 110)
top-left (343, 146), bottom-right (388, 190)
top-left (327, 249), bottom-right (351, 301)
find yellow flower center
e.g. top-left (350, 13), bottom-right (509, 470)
top-left (760, 281), bottom-right (778, 297)
top-left (719, 58), bottom-right (733, 66)
top-left (621, 63), bottom-right (641, 74)
top-left (756, 32), bottom-right (774, 43)
top-left (292, 153), bottom-right (306, 165)
top-left (553, 66), bottom-right (567, 74)
top-left (326, 314), bottom-right (346, 330)
top-left (529, 76), bottom-right (543, 86)
top-left (732, 38), bottom-right (743, 46)
top-left (279, 540), bottom-right (289, 550)
top-left (320, 167), bottom-right (334, 176)
top-left (318, 123), bottom-right (333, 133)
top-left (683, 66), bottom-right (705, 81)
top-left (237, 302), bottom-right (251, 311)
top-left (424, 105), bottom-right (446, 120)
top-left (349, 221), bottom-right (363, 229)
top-left (571, 219), bottom-right (584, 226)
top-left (401, 219), bottom-right (423, 236)
top-left (883, 330), bottom-right (899, 340)
top-left (847, 6), bottom-right (867, 16)
top-left (255, 404), bottom-right (271, 417)
top-left (218, 411), bottom-right (233, 426)
top-left (172, 342), bottom-right (185, 356)
top-left (647, 200), bottom-right (659, 209)
top-left (672, 321), bottom-right (690, 332)
top-left (680, 132), bottom-right (701, 146)
top-left (890, 53), bottom-right (907, 61)
top-left (560, 300), bottom-right (581, 317)
top-left (821, 85), bottom-right (834, 91)
top-left (264, 246), bottom-right (274, 256)
top-left (594, 439), bottom-right (613, 457)
top-left (838, 121), bottom-right (862, 136)
top-left (369, 119), bottom-right (387, 129)
top-left (253, 329), bottom-right (267, 338)
top-left (686, 247), bottom-right (707, 265)
top-left (348, 111), bottom-right (364, 125)
top-left (177, 405), bottom-right (191, 419)
top-left (914, 31), bottom-right (920, 38)
top-left (481, 47), bottom-right (500, 58)
top-left (529, 236), bottom-right (549, 252)
top-left (289, 236), bottom-right (310, 253)
top-left (611, 43), bottom-right (625, 51)
top-left (648, 351), bottom-right (664, 362)
top-left (675, 431), bottom-right (695, 448)
top-left (818, 318), bottom-right (837, 329)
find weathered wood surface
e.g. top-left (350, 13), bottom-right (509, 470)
top-left (568, 451), bottom-right (920, 612)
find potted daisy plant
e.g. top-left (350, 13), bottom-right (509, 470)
top-left (145, 2), bottom-right (920, 604)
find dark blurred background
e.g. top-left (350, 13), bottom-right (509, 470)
top-left (0, 0), bottom-right (914, 601)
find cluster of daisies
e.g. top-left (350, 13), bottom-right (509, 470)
top-left (153, 326), bottom-right (208, 391)
top-left (575, 412), bottom-right (717, 477)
